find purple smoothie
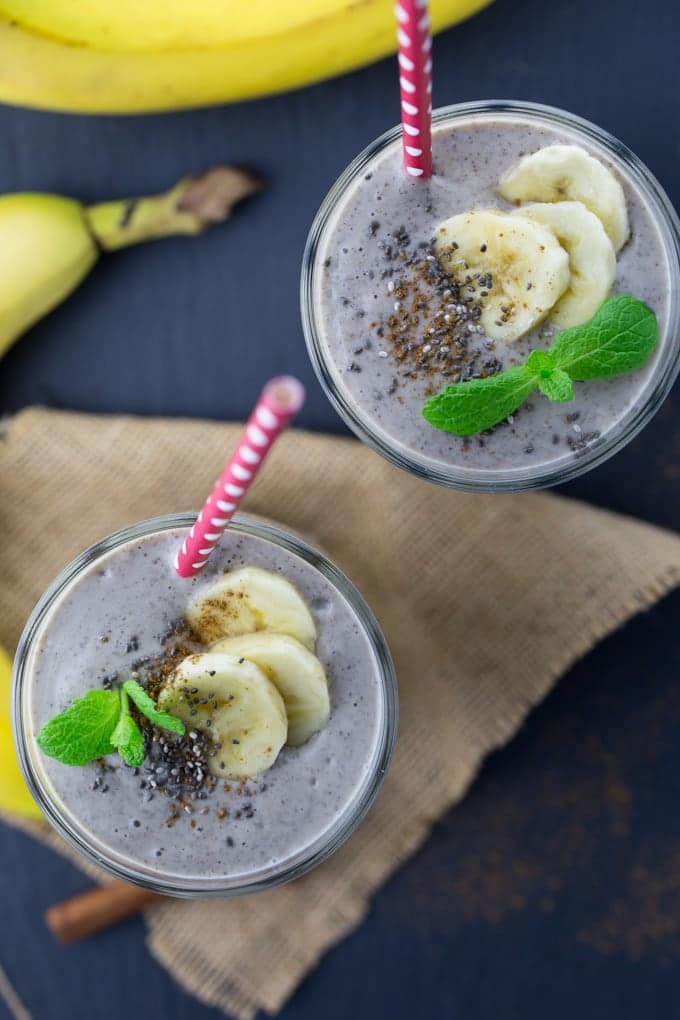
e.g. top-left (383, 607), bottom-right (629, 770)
top-left (304, 103), bottom-right (680, 488)
top-left (17, 517), bottom-right (395, 894)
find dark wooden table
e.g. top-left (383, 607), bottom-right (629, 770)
top-left (2, 0), bottom-right (679, 1016)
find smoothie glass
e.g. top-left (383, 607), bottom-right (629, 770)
top-left (301, 100), bottom-right (680, 492)
top-left (12, 513), bottom-right (397, 898)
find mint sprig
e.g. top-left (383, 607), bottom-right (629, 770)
top-left (422, 295), bottom-right (658, 437)
top-left (37, 679), bottom-right (185, 768)
top-left (123, 679), bottom-right (185, 735)
top-left (525, 351), bottom-right (575, 402)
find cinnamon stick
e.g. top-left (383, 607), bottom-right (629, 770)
top-left (45, 882), bottom-right (161, 943)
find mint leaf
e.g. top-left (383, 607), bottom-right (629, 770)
top-left (110, 714), bottom-right (145, 767)
top-left (123, 679), bottom-right (185, 735)
top-left (422, 294), bottom-right (658, 437)
top-left (550, 295), bottom-right (658, 380)
top-left (109, 688), bottom-right (145, 766)
top-left (36, 679), bottom-right (184, 770)
top-left (37, 690), bottom-right (120, 766)
top-left (537, 369), bottom-right (574, 402)
top-left (525, 350), bottom-right (574, 401)
top-left (422, 367), bottom-right (537, 436)
top-left (525, 350), bottom-right (555, 376)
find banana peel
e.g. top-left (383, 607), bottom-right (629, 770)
top-left (0, 643), bottom-right (42, 820)
top-left (0, 0), bottom-right (492, 114)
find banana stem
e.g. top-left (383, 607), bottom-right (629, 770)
top-left (84, 166), bottom-right (262, 251)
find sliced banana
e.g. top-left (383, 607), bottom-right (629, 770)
top-left (513, 201), bottom-right (616, 328)
top-left (186, 566), bottom-right (316, 650)
top-left (212, 633), bottom-right (330, 747)
top-left (497, 144), bottom-right (630, 252)
top-left (435, 208), bottom-right (570, 342)
top-left (159, 652), bottom-right (287, 779)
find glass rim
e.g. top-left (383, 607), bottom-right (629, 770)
top-left (12, 512), bottom-right (398, 898)
top-left (301, 99), bottom-right (680, 493)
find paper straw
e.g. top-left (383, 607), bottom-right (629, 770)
top-left (396, 0), bottom-right (433, 179)
top-left (174, 376), bottom-right (305, 578)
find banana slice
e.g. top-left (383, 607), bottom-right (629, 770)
top-left (434, 208), bottom-right (570, 342)
top-left (187, 566), bottom-right (316, 650)
top-left (498, 144), bottom-right (630, 252)
top-left (212, 633), bottom-right (330, 747)
top-left (513, 202), bottom-right (616, 328)
top-left (159, 652), bottom-right (288, 778)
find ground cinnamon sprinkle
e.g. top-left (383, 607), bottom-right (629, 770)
top-left (103, 620), bottom-right (262, 830)
top-left (579, 847), bottom-right (680, 960)
top-left (394, 669), bottom-right (680, 963)
top-left (137, 618), bottom-right (201, 702)
top-left (192, 589), bottom-right (248, 644)
top-left (353, 228), bottom-right (502, 396)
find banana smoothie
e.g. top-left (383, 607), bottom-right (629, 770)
top-left (13, 515), bottom-right (396, 895)
top-left (303, 102), bottom-right (680, 489)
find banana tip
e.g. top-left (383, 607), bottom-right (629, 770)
top-left (177, 165), bottom-right (264, 225)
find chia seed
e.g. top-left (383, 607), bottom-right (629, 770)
top-left (368, 235), bottom-right (499, 393)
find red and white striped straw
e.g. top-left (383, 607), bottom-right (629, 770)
top-left (396, 0), bottom-right (433, 179)
top-left (175, 376), bottom-right (305, 578)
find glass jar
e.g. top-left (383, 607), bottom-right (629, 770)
top-left (12, 513), bottom-right (398, 897)
top-left (301, 100), bottom-right (680, 492)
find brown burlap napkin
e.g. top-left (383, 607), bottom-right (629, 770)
top-left (2, 406), bottom-right (680, 1019)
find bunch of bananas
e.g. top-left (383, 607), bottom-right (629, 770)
top-left (0, 0), bottom-right (490, 114)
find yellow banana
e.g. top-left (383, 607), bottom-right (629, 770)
top-left (0, 195), bottom-right (97, 360)
top-left (0, 644), bottom-right (42, 820)
top-left (0, 0), bottom-right (491, 114)
top-left (0, 167), bottom-right (260, 361)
